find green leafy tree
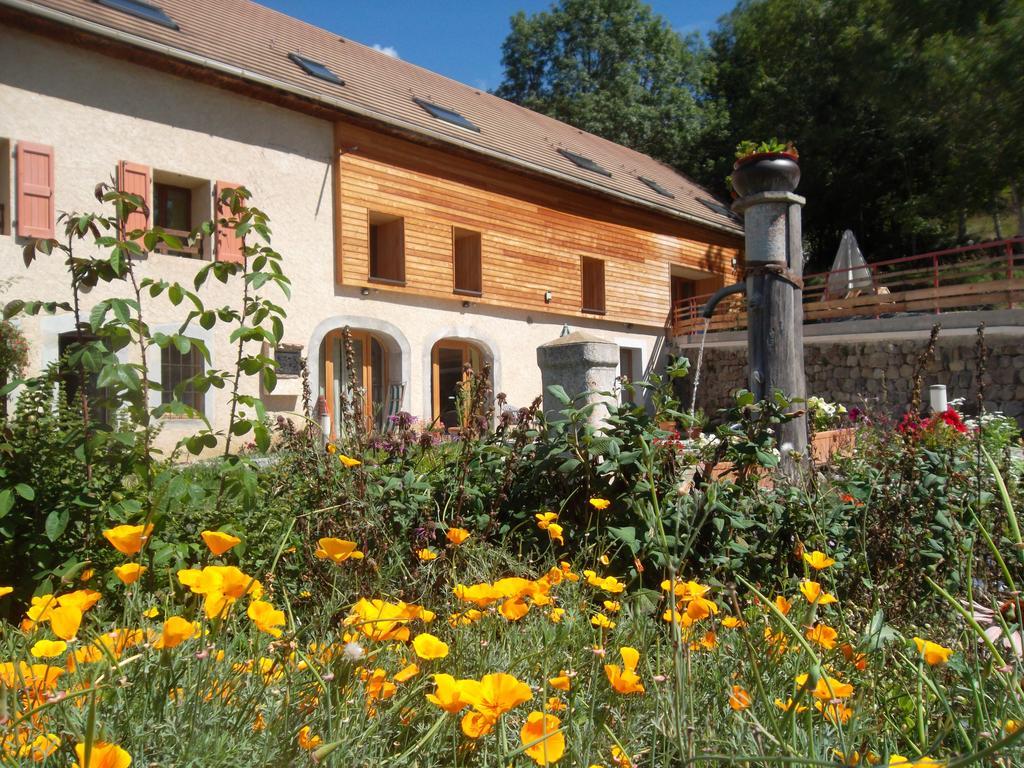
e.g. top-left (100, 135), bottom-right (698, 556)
top-left (495, 0), bottom-right (725, 178)
top-left (703, 0), bottom-right (1022, 266)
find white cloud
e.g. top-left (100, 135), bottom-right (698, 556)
top-left (372, 43), bottom-right (400, 59)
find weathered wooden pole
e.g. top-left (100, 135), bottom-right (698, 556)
top-left (732, 188), bottom-right (808, 474)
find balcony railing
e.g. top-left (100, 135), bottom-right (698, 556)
top-left (672, 237), bottom-right (1024, 337)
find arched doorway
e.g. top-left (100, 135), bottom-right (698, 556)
top-left (322, 328), bottom-right (389, 435)
top-left (431, 339), bottom-right (484, 430)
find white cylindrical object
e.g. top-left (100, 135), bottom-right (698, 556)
top-left (320, 412), bottom-right (331, 445)
top-left (928, 384), bottom-right (947, 413)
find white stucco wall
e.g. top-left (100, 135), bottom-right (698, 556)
top-left (0, 29), bottom-right (667, 448)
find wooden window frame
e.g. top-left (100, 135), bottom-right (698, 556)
top-left (323, 328), bottom-right (389, 434)
top-left (452, 226), bottom-right (483, 297)
top-left (581, 256), bottom-right (606, 314)
top-left (152, 181), bottom-right (202, 258)
top-left (368, 211), bottom-right (406, 286)
top-left (431, 339), bottom-right (482, 429)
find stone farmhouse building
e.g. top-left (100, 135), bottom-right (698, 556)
top-left (0, 0), bottom-right (742, 442)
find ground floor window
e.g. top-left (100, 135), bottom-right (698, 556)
top-left (58, 331), bottom-right (110, 424)
top-left (161, 345), bottom-right (205, 415)
top-left (324, 328), bottom-right (388, 434)
top-left (431, 339), bottom-right (484, 430)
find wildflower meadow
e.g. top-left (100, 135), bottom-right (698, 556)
top-left (0, 184), bottom-right (1022, 767)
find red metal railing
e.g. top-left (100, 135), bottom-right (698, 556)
top-left (672, 237), bottom-right (1024, 336)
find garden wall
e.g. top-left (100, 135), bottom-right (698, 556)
top-left (675, 312), bottom-right (1024, 424)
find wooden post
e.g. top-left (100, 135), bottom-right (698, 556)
top-left (732, 191), bottom-right (808, 476)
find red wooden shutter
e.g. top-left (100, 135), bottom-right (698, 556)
top-left (16, 142), bottom-right (55, 239)
top-left (117, 161), bottom-right (151, 238)
top-left (215, 181), bottom-right (245, 263)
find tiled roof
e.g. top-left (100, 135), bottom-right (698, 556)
top-left (5, 0), bottom-right (743, 235)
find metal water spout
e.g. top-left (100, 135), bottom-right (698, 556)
top-left (700, 282), bottom-right (747, 319)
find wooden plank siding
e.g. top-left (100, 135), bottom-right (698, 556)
top-left (335, 121), bottom-right (742, 328)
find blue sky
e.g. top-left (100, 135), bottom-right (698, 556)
top-left (259, 1), bottom-right (738, 92)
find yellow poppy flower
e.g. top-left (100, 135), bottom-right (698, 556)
top-left (446, 527), bottom-right (470, 545)
top-left (297, 726), bottom-right (321, 750)
top-left (247, 600), bottom-right (286, 638)
top-left (545, 696), bottom-right (566, 712)
top-left (591, 613), bottom-right (616, 629)
top-left (547, 523), bottom-right (565, 546)
top-left (102, 523), bottom-right (154, 556)
top-left (913, 637), bottom-right (953, 666)
top-left (773, 595), bottom-right (793, 614)
top-left (549, 673), bottom-right (571, 691)
top-left (774, 697), bottom-right (808, 713)
top-left (799, 580), bottom-right (838, 605)
top-left (815, 700), bottom-right (853, 724)
top-left (394, 662), bottom-right (420, 683)
top-left (803, 550), bottom-right (836, 570)
top-left (365, 668), bottom-right (398, 702)
top-left (314, 538), bottom-right (365, 564)
top-left (142, 606), bottom-right (160, 618)
top-left (201, 530), bottom-right (241, 556)
top-left (113, 563), bottom-right (146, 585)
top-left (588, 498), bottom-right (611, 510)
top-left (461, 710), bottom-right (497, 738)
top-left (30, 639), bottom-right (67, 658)
top-left (425, 673), bottom-right (479, 714)
top-left (154, 616), bottom-right (198, 649)
top-left (603, 600), bottom-right (621, 612)
top-left (0, 586), bottom-right (12, 598)
top-left (723, 616), bottom-right (746, 629)
top-left (520, 711), bottom-right (565, 766)
top-left (337, 453), bottom-right (361, 467)
top-left (417, 548), bottom-right (439, 561)
top-left (535, 512), bottom-right (558, 530)
top-left (605, 647), bottom-right (644, 694)
top-left (500, 596), bottom-right (531, 621)
top-left (80, 568), bottom-right (95, 581)
top-left (49, 605), bottom-right (83, 641)
top-left (74, 742), bottom-right (132, 768)
top-left (412, 632), bottom-right (449, 660)
top-left (795, 672), bottom-right (854, 700)
top-left (806, 623), bottom-right (839, 650)
top-left (729, 685), bottom-right (752, 711)
top-left (462, 672), bottom-right (533, 719)
top-left (549, 608), bottom-right (565, 623)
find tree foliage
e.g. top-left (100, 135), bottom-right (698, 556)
top-left (496, 0), bottom-right (1024, 266)
top-left (494, 0), bottom-right (724, 179)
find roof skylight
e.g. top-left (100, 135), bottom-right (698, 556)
top-left (413, 98), bottom-right (480, 133)
top-left (96, 0), bottom-right (179, 30)
top-left (557, 149), bottom-right (612, 178)
top-left (639, 176), bottom-right (675, 199)
top-left (288, 53), bottom-right (345, 86)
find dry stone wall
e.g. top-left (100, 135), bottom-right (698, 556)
top-left (678, 333), bottom-right (1024, 424)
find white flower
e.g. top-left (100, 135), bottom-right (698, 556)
top-left (343, 641), bottom-right (365, 661)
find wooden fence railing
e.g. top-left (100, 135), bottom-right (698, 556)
top-left (672, 237), bottom-right (1024, 336)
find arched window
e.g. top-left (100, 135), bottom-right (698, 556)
top-left (431, 339), bottom-right (484, 430)
top-left (324, 328), bottom-right (389, 434)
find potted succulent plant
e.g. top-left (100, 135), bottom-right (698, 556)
top-left (730, 138), bottom-right (800, 198)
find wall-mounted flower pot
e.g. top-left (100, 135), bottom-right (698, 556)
top-left (731, 152), bottom-right (800, 197)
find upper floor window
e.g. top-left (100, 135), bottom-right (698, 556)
top-left (453, 227), bottom-right (482, 296)
top-left (161, 345), bottom-right (204, 416)
top-left (369, 211), bottom-right (405, 285)
top-left (581, 256), bottom-right (606, 314)
top-left (154, 182), bottom-right (191, 232)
